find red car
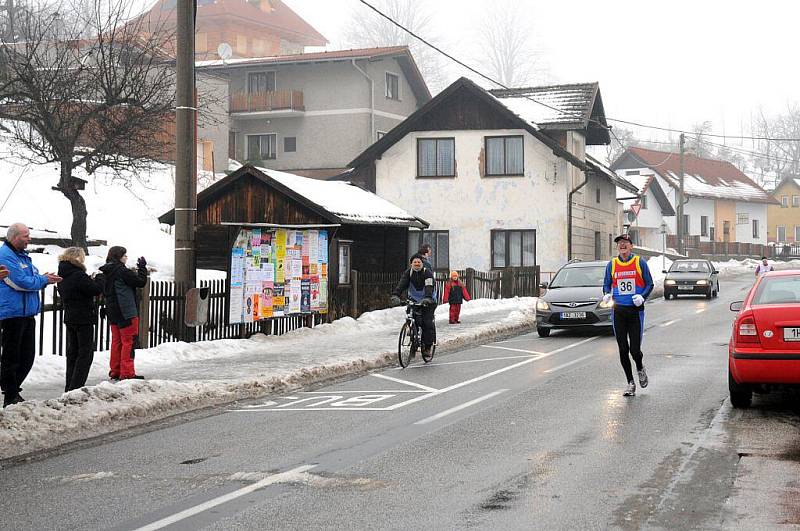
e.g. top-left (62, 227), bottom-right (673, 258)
top-left (728, 270), bottom-right (800, 407)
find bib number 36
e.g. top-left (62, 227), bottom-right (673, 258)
top-left (617, 279), bottom-right (635, 295)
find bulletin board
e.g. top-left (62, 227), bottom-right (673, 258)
top-left (228, 227), bottom-right (329, 324)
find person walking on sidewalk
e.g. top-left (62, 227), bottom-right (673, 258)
top-left (755, 256), bottom-right (773, 278)
top-left (391, 254), bottom-right (437, 361)
top-left (98, 246), bottom-right (148, 381)
top-left (0, 223), bottom-right (61, 407)
top-left (603, 234), bottom-right (654, 397)
top-left (57, 247), bottom-right (104, 391)
top-left (443, 271), bottom-right (471, 324)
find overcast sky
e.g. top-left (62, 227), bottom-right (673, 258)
top-left (285, 0), bottom-right (799, 145)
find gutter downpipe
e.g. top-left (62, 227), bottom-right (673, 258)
top-left (568, 170), bottom-right (591, 261)
top-left (352, 59), bottom-right (374, 143)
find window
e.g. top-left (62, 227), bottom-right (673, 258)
top-left (248, 71), bottom-right (276, 93)
top-left (338, 241), bottom-right (351, 285)
top-left (594, 231), bottom-right (602, 260)
top-left (228, 131), bottom-right (236, 160)
top-left (794, 195), bottom-right (800, 207)
top-left (737, 212), bottom-right (749, 225)
top-left (710, 226), bottom-right (715, 241)
top-left (247, 134), bottom-right (277, 160)
top-left (640, 195), bottom-right (648, 209)
top-left (701, 216), bottom-right (708, 237)
top-left (385, 72), bottom-right (399, 100)
top-left (284, 137), bottom-right (296, 153)
top-left (683, 214), bottom-right (690, 235)
top-left (795, 225), bottom-right (800, 242)
top-left (376, 131), bottom-right (386, 141)
top-left (408, 230), bottom-right (449, 270)
top-left (782, 195), bottom-right (789, 208)
top-left (485, 136), bottom-right (524, 176)
top-left (491, 229), bottom-right (535, 268)
top-left (753, 219), bottom-right (760, 239)
top-left (778, 226), bottom-right (787, 242)
top-left (417, 138), bottom-right (455, 177)
top-left (595, 188), bottom-right (601, 204)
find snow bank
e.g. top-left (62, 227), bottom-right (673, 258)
top-left (0, 298), bottom-right (536, 460)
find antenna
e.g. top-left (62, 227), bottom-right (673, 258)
top-left (217, 42), bottom-right (232, 62)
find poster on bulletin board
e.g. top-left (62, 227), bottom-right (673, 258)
top-left (228, 227), bottom-right (329, 324)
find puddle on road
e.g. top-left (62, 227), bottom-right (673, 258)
top-left (227, 470), bottom-right (390, 491)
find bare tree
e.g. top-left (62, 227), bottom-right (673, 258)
top-left (685, 120), bottom-right (713, 158)
top-left (752, 105), bottom-right (800, 181)
top-left (476, 0), bottom-right (546, 88)
top-left (343, 0), bottom-right (446, 92)
top-left (0, 0), bottom-right (176, 248)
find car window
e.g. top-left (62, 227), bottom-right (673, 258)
top-left (670, 261), bottom-right (709, 273)
top-left (752, 276), bottom-right (800, 305)
top-left (550, 266), bottom-right (606, 288)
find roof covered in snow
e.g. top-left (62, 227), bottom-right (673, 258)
top-left (586, 154), bottom-right (639, 194)
top-left (489, 82), bottom-right (611, 145)
top-left (159, 165), bottom-right (427, 228)
top-left (613, 147), bottom-right (779, 205)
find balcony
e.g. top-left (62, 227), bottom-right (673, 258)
top-left (229, 90), bottom-right (305, 117)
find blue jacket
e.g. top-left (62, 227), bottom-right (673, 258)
top-left (0, 242), bottom-right (49, 319)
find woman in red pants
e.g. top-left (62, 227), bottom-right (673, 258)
top-left (98, 246), bottom-right (148, 380)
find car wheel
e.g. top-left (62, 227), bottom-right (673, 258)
top-left (729, 368), bottom-right (752, 408)
top-left (537, 327), bottom-right (550, 338)
top-left (664, 293), bottom-right (671, 300)
top-left (706, 288), bottom-right (713, 299)
top-left (714, 285), bottom-right (720, 297)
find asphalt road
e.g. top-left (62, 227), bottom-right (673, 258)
top-left (1, 271), bottom-right (799, 530)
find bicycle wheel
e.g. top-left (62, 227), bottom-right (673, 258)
top-left (398, 321), bottom-right (415, 368)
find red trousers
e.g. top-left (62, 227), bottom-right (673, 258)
top-left (449, 304), bottom-right (461, 323)
top-left (110, 318), bottom-right (139, 379)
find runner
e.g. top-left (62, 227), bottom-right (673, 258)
top-left (603, 234), bottom-right (655, 396)
top-left (755, 256), bottom-right (774, 278)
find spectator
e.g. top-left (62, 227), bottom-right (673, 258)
top-left (57, 247), bottom-right (104, 391)
top-left (418, 243), bottom-right (434, 272)
top-left (98, 246), bottom-right (148, 381)
top-left (0, 223), bottom-right (61, 407)
top-left (755, 256), bottom-right (774, 278)
top-left (443, 271), bottom-right (471, 324)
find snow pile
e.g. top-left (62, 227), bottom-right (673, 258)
top-left (0, 297), bottom-right (536, 460)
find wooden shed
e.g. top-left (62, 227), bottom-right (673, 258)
top-left (158, 164), bottom-right (428, 318)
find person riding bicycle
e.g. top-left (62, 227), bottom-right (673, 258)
top-left (391, 254), bottom-right (437, 359)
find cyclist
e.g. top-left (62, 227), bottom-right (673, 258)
top-left (603, 234), bottom-right (654, 396)
top-left (391, 254), bottom-right (437, 360)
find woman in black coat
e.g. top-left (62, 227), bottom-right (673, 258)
top-left (57, 247), bottom-right (104, 391)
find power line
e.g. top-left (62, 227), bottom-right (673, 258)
top-left (608, 119), bottom-right (800, 143)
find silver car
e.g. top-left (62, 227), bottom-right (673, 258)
top-left (536, 260), bottom-right (613, 337)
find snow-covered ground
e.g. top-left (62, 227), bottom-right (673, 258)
top-left (0, 297), bottom-right (537, 460)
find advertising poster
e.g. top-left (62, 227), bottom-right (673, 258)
top-left (302, 231), bottom-right (310, 258)
top-left (289, 279), bottom-right (302, 313)
top-left (309, 231), bottom-right (319, 265)
top-left (252, 228), bottom-right (261, 247)
top-left (252, 293), bottom-right (260, 321)
top-left (301, 278), bottom-right (311, 313)
top-left (319, 231), bottom-right (328, 264)
top-left (229, 286), bottom-right (244, 323)
top-left (319, 279), bottom-right (328, 314)
top-left (273, 284), bottom-right (285, 317)
top-left (244, 293), bottom-right (255, 323)
top-left (276, 258), bottom-right (285, 283)
top-left (310, 275), bottom-right (320, 311)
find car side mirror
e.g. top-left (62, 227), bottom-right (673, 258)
top-left (662, 270), bottom-right (668, 274)
top-left (712, 270), bottom-right (719, 274)
top-left (539, 281), bottom-right (549, 289)
top-left (730, 301), bottom-right (743, 312)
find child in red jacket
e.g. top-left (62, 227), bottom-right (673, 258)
top-left (443, 271), bottom-right (471, 324)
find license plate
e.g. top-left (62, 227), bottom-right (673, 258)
top-left (678, 286), bottom-right (694, 290)
top-left (783, 327), bottom-right (800, 342)
top-left (561, 312), bottom-right (586, 319)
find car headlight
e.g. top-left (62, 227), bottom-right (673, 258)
top-left (665, 279), bottom-right (676, 285)
top-left (598, 298), bottom-right (614, 309)
top-left (696, 280), bottom-right (708, 285)
top-left (536, 299), bottom-right (550, 311)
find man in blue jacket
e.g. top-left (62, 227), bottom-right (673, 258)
top-left (0, 223), bottom-right (61, 407)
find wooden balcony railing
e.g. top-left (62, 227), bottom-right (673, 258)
top-left (229, 90), bottom-right (304, 113)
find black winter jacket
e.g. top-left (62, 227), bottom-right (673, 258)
top-left (393, 268), bottom-right (434, 301)
top-left (98, 261), bottom-right (147, 326)
top-left (57, 260), bottom-right (104, 326)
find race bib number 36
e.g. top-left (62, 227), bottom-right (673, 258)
top-left (617, 279), bottom-right (635, 295)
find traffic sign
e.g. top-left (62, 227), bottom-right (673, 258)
top-left (630, 203), bottom-right (642, 217)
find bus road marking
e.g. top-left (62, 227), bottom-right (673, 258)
top-left (414, 389), bottom-right (508, 425)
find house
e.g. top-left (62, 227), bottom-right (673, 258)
top-left (158, 164), bottom-right (427, 319)
top-left (196, 46), bottom-right (431, 178)
top-left (612, 147), bottom-right (778, 251)
top-left (767, 176), bottom-right (800, 243)
top-left (345, 76), bottom-right (630, 273)
top-left (615, 169), bottom-right (676, 250)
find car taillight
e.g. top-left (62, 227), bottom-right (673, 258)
top-left (736, 316), bottom-right (759, 344)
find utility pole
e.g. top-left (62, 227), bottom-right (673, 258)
top-left (677, 133), bottom-right (685, 256)
top-left (174, 0), bottom-right (196, 337)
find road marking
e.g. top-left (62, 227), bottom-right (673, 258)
top-left (414, 389), bottom-right (508, 425)
top-left (133, 464), bottom-right (316, 531)
top-left (660, 319), bottom-right (680, 327)
top-left (695, 308), bottom-right (706, 314)
top-left (482, 345), bottom-right (547, 355)
top-left (371, 373), bottom-right (439, 392)
top-left (401, 354), bottom-right (537, 369)
top-left (543, 354), bottom-right (595, 374)
top-left (301, 390), bottom-right (426, 394)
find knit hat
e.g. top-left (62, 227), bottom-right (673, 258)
top-left (450, 271), bottom-right (459, 279)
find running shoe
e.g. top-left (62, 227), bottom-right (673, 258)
top-left (638, 367), bottom-right (649, 388)
top-left (421, 346), bottom-right (433, 362)
top-left (623, 382), bottom-right (636, 396)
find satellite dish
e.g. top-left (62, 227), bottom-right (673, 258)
top-left (217, 42), bottom-right (232, 61)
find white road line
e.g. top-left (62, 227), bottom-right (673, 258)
top-left (414, 389), bottom-right (508, 425)
top-left (371, 373), bottom-right (439, 392)
top-left (482, 345), bottom-right (547, 355)
top-left (543, 354), bottom-right (595, 374)
top-left (301, 390), bottom-right (426, 394)
top-left (695, 308), bottom-right (706, 314)
top-left (660, 319), bottom-right (680, 327)
top-left (402, 354), bottom-right (537, 368)
top-left (231, 407), bottom-right (395, 412)
top-left (133, 464), bottom-right (316, 531)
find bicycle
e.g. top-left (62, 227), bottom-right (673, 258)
top-left (397, 300), bottom-right (436, 368)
